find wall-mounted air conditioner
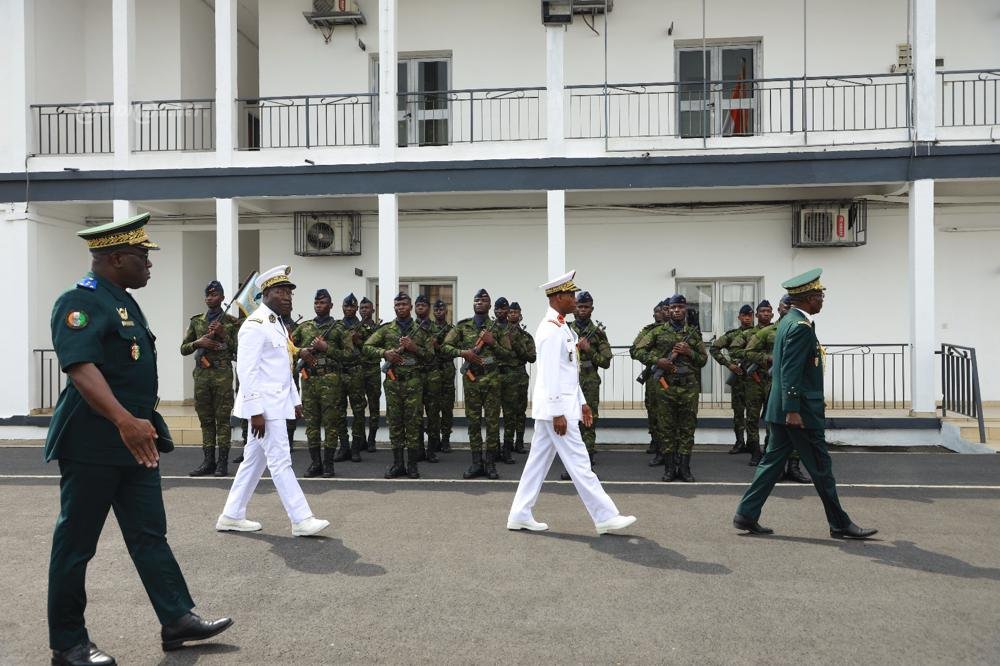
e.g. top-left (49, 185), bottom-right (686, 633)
top-left (294, 212), bottom-right (362, 257)
top-left (792, 200), bottom-right (867, 248)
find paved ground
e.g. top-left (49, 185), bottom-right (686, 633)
top-left (3, 445), bottom-right (1000, 665)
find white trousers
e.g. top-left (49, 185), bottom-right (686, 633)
top-left (222, 418), bottom-right (313, 524)
top-left (509, 419), bottom-right (619, 525)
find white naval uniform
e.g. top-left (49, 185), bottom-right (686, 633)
top-left (509, 306), bottom-right (620, 525)
top-left (221, 303), bottom-right (313, 524)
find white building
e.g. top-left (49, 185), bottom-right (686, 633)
top-left (1, 0), bottom-right (998, 425)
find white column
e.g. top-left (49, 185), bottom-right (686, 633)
top-left (908, 179), bottom-right (936, 414)
top-left (547, 190), bottom-right (565, 279)
top-left (215, 0), bottom-right (238, 161)
top-left (0, 204), bottom-right (35, 417)
top-left (113, 199), bottom-right (137, 221)
top-left (912, 0), bottom-right (936, 142)
top-left (378, 0), bottom-right (397, 160)
top-left (216, 198), bottom-right (239, 297)
top-left (545, 25), bottom-right (566, 154)
top-left (0, 0), bottom-right (30, 173)
top-left (377, 194), bottom-right (399, 322)
top-left (112, 0), bottom-right (135, 168)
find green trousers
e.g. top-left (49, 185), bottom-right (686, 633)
top-left (361, 366), bottom-right (382, 433)
top-left (301, 372), bottom-right (342, 449)
top-left (499, 369), bottom-right (521, 446)
top-left (437, 364), bottom-right (456, 440)
top-left (579, 370), bottom-right (601, 452)
top-left (736, 424), bottom-right (852, 529)
top-left (463, 371), bottom-right (501, 453)
top-left (193, 366), bottom-right (234, 450)
top-left (48, 460), bottom-right (194, 650)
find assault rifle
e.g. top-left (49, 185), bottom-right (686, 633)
top-left (725, 360), bottom-right (766, 387)
top-left (654, 326), bottom-right (701, 391)
top-left (295, 319), bottom-right (336, 380)
top-left (193, 318), bottom-right (226, 369)
top-left (459, 326), bottom-right (490, 382)
top-left (380, 337), bottom-right (406, 382)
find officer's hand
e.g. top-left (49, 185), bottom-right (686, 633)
top-left (399, 336), bottom-right (418, 352)
top-left (295, 405), bottom-right (303, 420)
top-left (674, 342), bottom-right (692, 357)
top-left (655, 358), bottom-right (675, 372)
top-left (312, 336), bottom-right (329, 352)
top-left (118, 416), bottom-right (159, 468)
top-left (462, 350), bottom-right (485, 366)
top-left (786, 412), bottom-right (804, 429)
top-left (577, 338), bottom-right (591, 352)
top-left (250, 414), bottom-right (266, 439)
top-left (384, 350), bottom-right (405, 365)
top-left (480, 331), bottom-right (496, 346)
top-left (553, 415), bottom-right (568, 436)
top-left (729, 363), bottom-right (744, 375)
top-left (581, 405), bottom-right (594, 428)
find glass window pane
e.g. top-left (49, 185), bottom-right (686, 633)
top-left (677, 282), bottom-right (713, 333)
top-left (419, 284), bottom-right (455, 324)
top-left (419, 119), bottom-right (448, 146)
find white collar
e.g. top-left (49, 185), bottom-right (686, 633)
top-left (792, 306), bottom-right (813, 323)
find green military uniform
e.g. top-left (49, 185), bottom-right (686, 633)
top-left (496, 315), bottom-right (528, 463)
top-left (710, 318), bottom-right (756, 453)
top-left (432, 317), bottom-right (457, 451)
top-left (358, 312), bottom-right (383, 451)
top-left (631, 317), bottom-right (663, 459)
top-left (180, 309), bottom-right (240, 475)
top-left (333, 314), bottom-right (369, 458)
top-left (507, 314), bottom-right (535, 453)
top-left (363, 316), bottom-right (434, 477)
top-left (442, 312), bottom-right (515, 479)
top-left (415, 315), bottom-right (442, 462)
top-left (46, 215), bottom-right (195, 653)
top-left (633, 312), bottom-right (707, 481)
top-left (736, 269), bottom-right (859, 533)
top-left (570, 318), bottom-right (612, 454)
top-left (292, 315), bottom-right (351, 476)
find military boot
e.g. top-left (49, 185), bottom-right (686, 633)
top-left (333, 435), bottom-right (352, 463)
top-left (589, 452), bottom-right (599, 480)
top-left (679, 453), bottom-right (695, 482)
top-left (645, 438), bottom-right (658, 454)
top-left (728, 431), bottom-right (747, 455)
top-left (384, 448), bottom-right (406, 479)
top-left (304, 446), bottom-right (323, 478)
top-left (425, 434), bottom-right (440, 463)
top-left (366, 426), bottom-right (378, 453)
top-left (512, 433), bottom-right (526, 454)
top-left (214, 447), bottom-right (230, 477)
top-left (648, 450), bottom-right (664, 467)
top-left (189, 448), bottom-right (216, 477)
top-left (405, 449), bottom-right (421, 479)
top-left (349, 437), bottom-right (363, 463)
top-left (748, 443), bottom-right (763, 467)
top-left (413, 442), bottom-right (426, 463)
top-left (322, 447), bottom-right (336, 478)
top-left (661, 452), bottom-right (678, 482)
top-left (439, 432), bottom-right (452, 453)
top-left (785, 457), bottom-right (811, 484)
top-left (485, 450), bottom-right (500, 480)
top-left (463, 451), bottom-right (486, 479)
top-left (499, 442), bottom-right (515, 464)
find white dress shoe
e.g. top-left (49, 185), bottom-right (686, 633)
top-left (507, 517), bottom-right (549, 532)
top-left (595, 514), bottom-right (637, 535)
top-left (292, 516), bottom-right (331, 537)
top-left (215, 515), bottom-right (262, 532)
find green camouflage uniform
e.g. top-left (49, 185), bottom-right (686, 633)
top-left (508, 324), bottom-right (535, 445)
top-left (363, 320), bottom-right (434, 451)
top-left (358, 317), bottom-right (383, 442)
top-left (630, 322), bottom-right (662, 450)
top-left (292, 318), bottom-right (351, 451)
top-left (496, 320), bottom-right (530, 451)
top-left (633, 321), bottom-right (708, 455)
top-left (416, 318), bottom-right (443, 452)
top-left (742, 322), bottom-right (799, 460)
top-left (180, 312), bottom-right (240, 451)
top-left (570, 318), bottom-right (612, 453)
top-left (710, 325), bottom-right (756, 443)
top-left (334, 317), bottom-right (369, 448)
top-left (432, 320), bottom-right (457, 445)
top-left (441, 317), bottom-right (515, 453)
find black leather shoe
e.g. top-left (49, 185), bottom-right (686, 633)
top-left (733, 513), bottom-right (774, 535)
top-left (830, 523), bottom-right (878, 540)
top-left (784, 458), bottom-right (811, 484)
top-left (52, 642), bottom-right (116, 665)
top-left (161, 612), bottom-right (233, 651)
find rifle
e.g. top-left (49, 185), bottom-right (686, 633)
top-left (725, 360), bottom-right (766, 387)
top-left (578, 320), bottom-right (606, 346)
top-left (193, 317), bottom-right (227, 369)
top-left (381, 337), bottom-right (406, 381)
top-left (459, 326), bottom-right (490, 382)
top-left (296, 319), bottom-right (336, 380)
top-left (656, 326), bottom-right (701, 391)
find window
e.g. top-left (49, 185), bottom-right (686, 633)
top-left (676, 42), bottom-right (758, 138)
top-left (369, 277), bottom-right (456, 323)
top-left (372, 54), bottom-right (452, 147)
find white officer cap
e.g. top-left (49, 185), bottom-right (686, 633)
top-left (539, 270), bottom-right (578, 296)
top-left (256, 265), bottom-right (296, 292)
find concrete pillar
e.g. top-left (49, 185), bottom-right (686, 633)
top-left (378, 0), bottom-right (398, 159)
top-left (908, 179), bottom-right (936, 414)
top-left (215, 0), bottom-right (238, 161)
top-left (216, 199), bottom-right (239, 297)
top-left (113, 199), bottom-right (137, 221)
top-left (912, 0), bottom-right (936, 142)
top-left (377, 193), bottom-right (399, 323)
top-left (547, 190), bottom-right (566, 279)
top-left (0, 204), bottom-right (35, 417)
top-left (112, 0), bottom-right (135, 167)
top-left (0, 0), bottom-right (30, 172)
top-left (545, 25), bottom-right (565, 154)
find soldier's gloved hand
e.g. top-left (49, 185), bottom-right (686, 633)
top-left (399, 336), bottom-right (418, 353)
top-left (118, 415), bottom-right (159, 468)
top-left (312, 336), bottom-right (329, 352)
top-left (384, 350), bottom-right (405, 365)
top-left (729, 363), bottom-right (744, 375)
top-left (480, 330), bottom-right (496, 346)
top-left (461, 350), bottom-right (485, 366)
top-left (577, 338), bottom-right (591, 352)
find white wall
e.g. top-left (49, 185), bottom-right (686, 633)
top-left (135, 0), bottom-right (183, 100)
top-left (180, 0), bottom-right (216, 100)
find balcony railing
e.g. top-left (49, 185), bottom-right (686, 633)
top-left (237, 94), bottom-right (376, 149)
top-left (31, 102), bottom-right (113, 155)
top-left (132, 99), bottom-right (215, 151)
top-left (396, 87), bottom-right (546, 145)
top-left (939, 69), bottom-right (1000, 128)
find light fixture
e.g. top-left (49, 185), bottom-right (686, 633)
top-left (541, 0), bottom-right (573, 25)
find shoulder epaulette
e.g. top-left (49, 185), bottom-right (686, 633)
top-left (377, 321), bottom-right (393, 330)
top-left (76, 276), bottom-right (97, 291)
top-left (457, 317), bottom-right (473, 325)
top-left (246, 316), bottom-right (264, 324)
top-left (189, 313), bottom-right (203, 320)
top-left (795, 321), bottom-right (812, 326)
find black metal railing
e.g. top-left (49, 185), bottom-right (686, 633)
top-left (132, 99), bottom-right (215, 151)
top-left (937, 343), bottom-right (986, 443)
top-left (397, 87), bottom-right (546, 145)
top-left (31, 102), bottom-right (113, 155)
top-left (237, 94), bottom-right (376, 149)
top-left (34, 349), bottom-right (65, 411)
top-left (939, 69), bottom-right (1000, 128)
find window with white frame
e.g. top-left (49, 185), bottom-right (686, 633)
top-left (676, 41), bottom-right (760, 138)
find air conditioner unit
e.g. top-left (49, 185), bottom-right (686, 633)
top-left (573, 0), bottom-right (614, 13)
top-left (294, 212), bottom-right (362, 257)
top-left (792, 200), bottom-right (867, 248)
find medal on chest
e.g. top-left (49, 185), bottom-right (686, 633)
top-left (130, 337), bottom-right (141, 361)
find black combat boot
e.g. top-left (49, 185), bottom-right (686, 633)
top-left (645, 437), bottom-right (658, 454)
top-left (366, 425), bottom-right (378, 452)
top-left (785, 457), bottom-right (811, 484)
top-left (413, 442), bottom-right (426, 463)
top-left (189, 448), bottom-right (216, 477)
top-left (748, 443), bottom-right (763, 467)
top-left (384, 448), bottom-right (406, 479)
top-left (648, 451), bottom-right (664, 467)
top-left (463, 451), bottom-right (486, 479)
top-left (679, 453), bottom-right (695, 482)
top-left (425, 434), bottom-right (440, 463)
top-left (728, 431), bottom-right (747, 454)
top-left (499, 441), bottom-right (515, 464)
top-left (322, 447), bottom-right (336, 478)
top-left (661, 452), bottom-right (678, 482)
top-left (214, 447), bottom-right (230, 477)
top-left (512, 433), bottom-right (526, 454)
top-left (304, 446), bottom-right (323, 478)
top-left (350, 437), bottom-right (363, 463)
top-left (589, 452), bottom-right (599, 479)
top-left (333, 436), bottom-right (351, 463)
top-left (485, 450), bottom-right (500, 480)
top-left (405, 449), bottom-right (421, 479)
top-left (439, 432), bottom-right (452, 453)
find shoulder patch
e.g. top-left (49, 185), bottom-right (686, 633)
top-left (76, 276), bottom-right (97, 291)
top-left (65, 310), bottom-right (89, 329)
